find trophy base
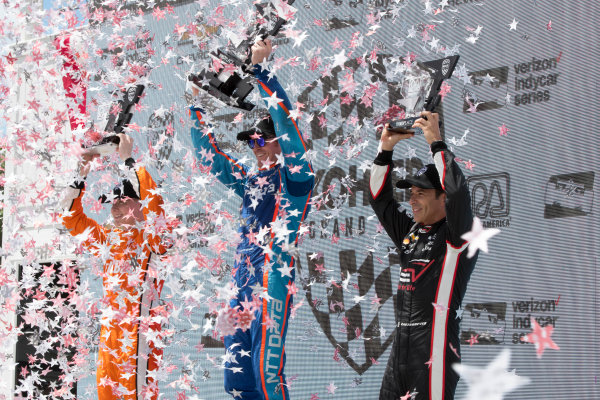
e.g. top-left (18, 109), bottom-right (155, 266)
top-left (188, 49), bottom-right (256, 112)
top-left (189, 73), bottom-right (255, 112)
top-left (196, 78), bottom-right (254, 112)
top-left (82, 135), bottom-right (120, 156)
top-left (83, 143), bottom-right (117, 156)
top-left (388, 117), bottom-right (423, 135)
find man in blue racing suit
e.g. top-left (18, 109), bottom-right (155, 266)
top-left (189, 40), bottom-right (314, 400)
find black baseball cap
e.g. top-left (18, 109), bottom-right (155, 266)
top-left (99, 179), bottom-right (140, 203)
top-left (236, 115), bottom-right (276, 141)
top-left (396, 164), bottom-right (443, 191)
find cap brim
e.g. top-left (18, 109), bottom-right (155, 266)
top-left (236, 129), bottom-right (255, 141)
top-left (236, 130), bottom-right (277, 141)
top-left (395, 177), bottom-right (436, 189)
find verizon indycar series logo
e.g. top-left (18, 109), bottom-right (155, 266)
top-left (544, 171), bottom-right (594, 219)
top-left (462, 66), bottom-right (509, 113)
top-left (460, 302), bottom-right (507, 345)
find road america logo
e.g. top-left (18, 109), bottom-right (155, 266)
top-left (299, 249), bottom-right (398, 375)
top-left (467, 172), bottom-right (511, 228)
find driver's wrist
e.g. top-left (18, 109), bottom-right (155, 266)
top-left (76, 163), bottom-right (88, 177)
top-left (425, 135), bottom-right (443, 145)
top-left (381, 142), bottom-right (396, 151)
top-left (430, 140), bottom-right (447, 154)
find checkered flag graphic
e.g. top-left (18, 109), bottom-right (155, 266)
top-left (303, 249), bottom-right (399, 375)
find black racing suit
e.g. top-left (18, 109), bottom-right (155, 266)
top-left (369, 141), bottom-right (477, 400)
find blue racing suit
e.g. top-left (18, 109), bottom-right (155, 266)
top-left (190, 66), bottom-right (314, 400)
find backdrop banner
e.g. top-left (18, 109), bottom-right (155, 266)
top-left (0, 0), bottom-right (598, 399)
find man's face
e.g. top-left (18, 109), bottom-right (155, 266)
top-left (111, 197), bottom-right (144, 227)
top-left (249, 136), bottom-right (281, 168)
top-left (409, 186), bottom-right (446, 225)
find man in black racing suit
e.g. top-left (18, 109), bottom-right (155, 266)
top-left (369, 112), bottom-right (478, 400)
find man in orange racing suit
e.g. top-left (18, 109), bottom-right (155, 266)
top-left (61, 134), bottom-right (171, 400)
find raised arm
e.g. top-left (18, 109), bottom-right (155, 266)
top-left (60, 155), bottom-right (107, 246)
top-left (252, 40), bottom-right (313, 185)
top-left (413, 112), bottom-right (473, 246)
top-left (117, 134), bottom-right (171, 254)
top-left (431, 142), bottom-right (473, 246)
top-left (369, 127), bottom-right (415, 248)
top-left (189, 106), bottom-right (248, 197)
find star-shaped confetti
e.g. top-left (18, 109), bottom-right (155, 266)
top-left (453, 349), bottom-right (530, 400)
top-left (461, 217), bottom-right (501, 258)
top-left (522, 317), bottom-right (560, 358)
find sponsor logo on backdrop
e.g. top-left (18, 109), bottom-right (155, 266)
top-left (94, 30), bottom-right (154, 67)
top-left (462, 53), bottom-right (561, 112)
top-left (148, 111), bottom-right (179, 171)
top-left (325, 15), bottom-right (360, 31)
top-left (324, 0), bottom-right (403, 16)
top-left (89, 0), bottom-right (195, 14)
top-left (511, 297), bottom-right (559, 344)
top-left (460, 302), bottom-right (507, 345)
top-left (447, 0), bottom-right (485, 6)
top-left (298, 249), bottom-right (397, 375)
top-left (462, 66), bottom-right (508, 113)
top-left (298, 154), bottom-right (418, 373)
top-left (19, 244), bottom-right (63, 261)
top-left (461, 297), bottom-right (561, 346)
top-left (544, 171), bottom-right (595, 219)
top-left (175, 49), bottom-right (210, 65)
top-left (305, 0), bottom-right (405, 38)
top-left (513, 54), bottom-right (560, 106)
top-left (467, 173), bottom-right (511, 228)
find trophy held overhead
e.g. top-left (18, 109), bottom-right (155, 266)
top-left (388, 55), bottom-right (459, 135)
top-left (187, 0), bottom-right (296, 112)
top-left (83, 84), bottom-right (145, 156)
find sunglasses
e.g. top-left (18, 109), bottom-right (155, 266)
top-left (247, 137), bottom-right (266, 149)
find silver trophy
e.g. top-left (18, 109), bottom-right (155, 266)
top-left (83, 84), bottom-right (144, 155)
top-left (188, 1), bottom-right (295, 111)
top-left (389, 55), bottom-right (459, 134)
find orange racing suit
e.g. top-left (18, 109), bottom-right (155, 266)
top-left (61, 162), bottom-right (170, 400)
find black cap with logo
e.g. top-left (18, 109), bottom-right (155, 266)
top-left (99, 179), bottom-right (140, 203)
top-left (396, 164), bottom-right (443, 191)
top-left (236, 115), bottom-right (277, 141)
